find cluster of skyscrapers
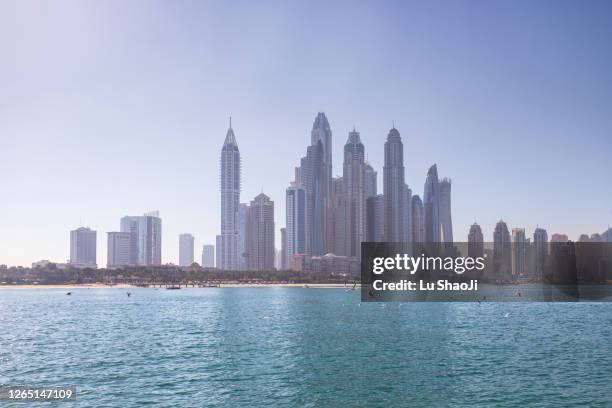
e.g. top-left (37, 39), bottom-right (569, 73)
top-left (218, 113), bottom-right (454, 273)
top-left (63, 112), bottom-right (608, 275)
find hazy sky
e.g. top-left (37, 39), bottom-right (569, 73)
top-left (1, 0), bottom-right (611, 267)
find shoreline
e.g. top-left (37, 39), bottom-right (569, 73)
top-left (0, 283), bottom-right (354, 290)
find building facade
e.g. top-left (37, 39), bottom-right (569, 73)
top-left (70, 227), bottom-right (97, 268)
top-left (107, 231), bottom-right (130, 268)
top-left (247, 193), bottom-right (275, 271)
top-left (202, 244), bottom-right (215, 268)
top-left (286, 182), bottom-right (306, 269)
top-left (423, 164), bottom-right (440, 243)
top-left (120, 211), bottom-right (162, 266)
top-left (179, 233), bottom-right (194, 267)
top-left (383, 127), bottom-right (405, 242)
top-left (220, 120), bottom-right (241, 270)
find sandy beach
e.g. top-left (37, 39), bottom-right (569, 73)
top-left (0, 283), bottom-right (356, 289)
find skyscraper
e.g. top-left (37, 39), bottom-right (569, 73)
top-left (512, 228), bottom-right (527, 279)
top-left (280, 228), bottom-right (287, 269)
top-left (383, 127), bottom-right (405, 242)
top-left (364, 161), bottom-right (377, 198)
top-left (366, 194), bottom-right (385, 242)
top-left (403, 185), bottom-right (412, 243)
top-left (179, 233), bottom-right (194, 267)
top-left (286, 182), bottom-right (306, 268)
top-left (220, 119), bottom-right (241, 270)
top-left (120, 211), bottom-right (162, 266)
top-left (411, 195), bottom-right (424, 243)
top-left (202, 244), bottom-right (215, 268)
top-left (107, 231), bottom-right (130, 268)
top-left (468, 223), bottom-right (484, 278)
top-left (247, 193), bottom-right (275, 271)
top-left (331, 176), bottom-right (348, 255)
top-left (299, 113), bottom-right (332, 256)
top-left (70, 227), bottom-right (97, 268)
top-left (468, 223), bottom-right (484, 258)
top-left (493, 220), bottom-right (512, 282)
top-left (343, 128), bottom-right (366, 257)
top-left (439, 178), bottom-right (453, 243)
top-left (237, 203), bottom-right (250, 270)
top-left (424, 164), bottom-right (440, 243)
top-left (533, 227), bottom-right (548, 280)
top-left (215, 235), bottom-right (221, 268)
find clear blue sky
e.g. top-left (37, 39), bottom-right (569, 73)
top-left (1, 0), bottom-right (610, 267)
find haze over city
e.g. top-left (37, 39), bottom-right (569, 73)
top-left (1, 0), bottom-right (611, 267)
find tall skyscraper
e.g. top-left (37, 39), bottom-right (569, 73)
top-left (383, 127), bottom-right (405, 242)
top-left (237, 203), bottom-right (250, 270)
top-left (533, 227), bottom-right (548, 280)
top-left (423, 164), bottom-right (440, 243)
top-left (366, 194), bottom-right (385, 242)
top-left (439, 178), bottom-right (453, 243)
top-left (331, 177), bottom-right (348, 255)
top-left (286, 182), bottom-right (306, 268)
top-left (403, 185), bottom-right (412, 243)
top-left (364, 161), bottom-right (377, 198)
top-left (220, 119), bottom-right (241, 270)
top-left (70, 227), bottom-right (97, 268)
top-left (411, 195), bottom-right (424, 243)
top-left (468, 223), bottom-right (484, 258)
top-left (215, 235), bottom-right (221, 268)
top-left (202, 244), bottom-right (215, 268)
top-left (179, 233), bottom-right (194, 267)
top-left (247, 193), bottom-right (275, 271)
top-left (512, 228), bottom-right (527, 279)
top-left (107, 231), bottom-right (130, 268)
top-left (120, 211), bottom-right (162, 266)
top-left (343, 128), bottom-right (366, 257)
top-left (280, 228), bottom-right (287, 269)
top-left (493, 220), bottom-right (512, 282)
top-left (299, 113), bottom-right (332, 256)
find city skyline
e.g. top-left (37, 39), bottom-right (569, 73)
top-left (1, 1), bottom-right (611, 267)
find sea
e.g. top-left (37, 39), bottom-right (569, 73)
top-left (1, 287), bottom-right (611, 407)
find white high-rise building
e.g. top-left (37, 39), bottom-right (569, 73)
top-left (383, 127), bottom-right (405, 242)
top-left (120, 211), bottom-right (162, 266)
top-left (70, 227), bottom-right (97, 268)
top-left (202, 245), bottom-right (215, 268)
top-left (220, 119), bottom-right (241, 270)
top-left (179, 233), bottom-right (194, 267)
top-left (424, 164), bottom-right (440, 243)
top-left (439, 178), bottom-right (453, 243)
top-left (286, 182), bottom-right (306, 269)
top-left (343, 128), bottom-right (366, 257)
top-left (107, 231), bottom-right (130, 268)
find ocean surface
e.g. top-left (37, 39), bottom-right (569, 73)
top-left (1, 288), bottom-right (611, 407)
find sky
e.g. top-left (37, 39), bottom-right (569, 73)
top-left (0, 0), bottom-right (611, 267)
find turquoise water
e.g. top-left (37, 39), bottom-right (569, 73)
top-left (1, 288), bottom-right (611, 407)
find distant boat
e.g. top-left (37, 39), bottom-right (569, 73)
top-left (303, 284), bottom-right (309, 288)
top-left (127, 292), bottom-right (132, 297)
top-left (66, 292), bottom-right (72, 296)
top-left (167, 285), bottom-right (181, 290)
